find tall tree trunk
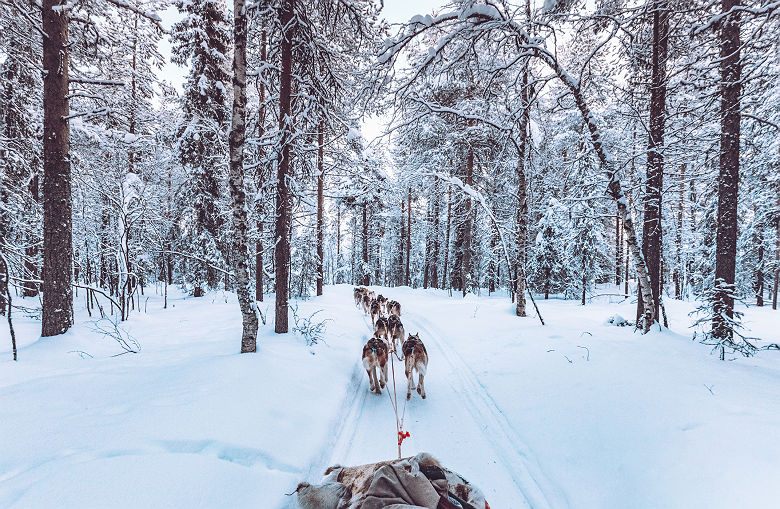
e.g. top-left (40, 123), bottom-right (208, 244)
top-left (230, 0), bottom-right (259, 352)
top-left (638, 0), bottom-right (669, 325)
top-left (274, 0), bottom-right (294, 333)
top-left (23, 173), bottom-right (40, 297)
top-left (399, 199), bottom-right (405, 285)
top-left (362, 203), bottom-right (369, 286)
top-left (754, 204), bottom-right (764, 306)
top-left (674, 164), bottom-right (685, 299)
top-left (515, 88), bottom-right (529, 316)
top-left (430, 177), bottom-right (440, 289)
top-left (615, 209), bottom-right (622, 286)
top-left (255, 25), bottom-right (267, 302)
top-left (712, 0), bottom-right (741, 349)
top-left (774, 185), bottom-right (779, 310)
top-left (462, 149), bottom-right (474, 297)
top-left (316, 119), bottom-right (324, 296)
top-left (41, 0), bottom-right (74, 337)
top-left (406, 186), bottom-right (412, 286)
top-left (443, 182), bottom-right (452, 290)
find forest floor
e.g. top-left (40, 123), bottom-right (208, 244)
top-left (1, 284), bottom-right (779, 508)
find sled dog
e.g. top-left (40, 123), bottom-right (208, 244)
top-left (387, 314), bottom-right (405, 354)
top-left (373, 316), bottom-right (389, 343)
top-left (387, 300), bottom-right (401, 317)
top-left (361, 336), bottom-right (388, 394)
top-left (403, 333), bottom-right (428, 400)
top-left (361, 293), bottom-right (371, 314)
top-left (369, 299), bottom-right (382, 325)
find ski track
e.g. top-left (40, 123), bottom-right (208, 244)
top-left (406, 310), bottom-right (568, 509)
top-left (283, 295), bottom-right (566, 509)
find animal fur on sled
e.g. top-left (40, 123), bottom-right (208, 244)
top-left (294, 452), bottom-right (488, 509)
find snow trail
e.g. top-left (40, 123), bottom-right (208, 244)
top-left (290, 288), bottom-right (567, 508)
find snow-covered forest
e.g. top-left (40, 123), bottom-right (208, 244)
top-left (1, 0), bottom-right (779, 508)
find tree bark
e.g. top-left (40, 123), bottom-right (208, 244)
top-left (638, 0), bottom-right (669, 324)
top-left (754, 204), bottom-right (764, 306)
top-left (615, 209), bottom-right (622, 286)
top-left (712, 0), bottom-right (741, 346)
top-left (443, 182), bottom-right (452, 290)
top-left (316, 118), bottom-right (324, 296)
top-left (23, 173), bottom-right (40, 297)
top-left (230, 0), bottom-right (259, 352)
top-left (515, 79), bottom-right (529, 316)
top-left (674, 164), bottom-right (685, 299)
top-left (255, 25), bottom-right (267, 302)
top-left (399, 199), bottom-right (405, 285)
top-left (406, 186), bottom-right (412, 286)
top-left (362, 203), bottom-right (369, 286)
top-left (774, 184), bottom-right (779, 310)
top-left (430, 177), bottom-right (440, 289)
top-left (462, 150), bottom-right (474, 297)
top-left (42, 0), bottom-right (74, 337)
top-left (274, 0), bottom-right (294, 333)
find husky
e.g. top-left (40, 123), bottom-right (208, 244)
top-left (367, 290), bottom-right (376, 301)
top-left (403, 333), bottom-right (428, 400)
top-left (294, 452), bottom-right (489, 509)
top-left (387, 299), bottom-right (401, 317)
top-left (361, 336), bottom-right (388, 394)
top-left (387, 314), bottom-right (405, 355)
top-left (376, 294), bottom-right (388, 314)
top-left (373, 316), bottom-right (389, 343)
top-left (353, 287), bottom-right (366, 307)
top-left (369, 298), bottom-right (382, 325)
top-left (361, 293), bottom-right (371, 314)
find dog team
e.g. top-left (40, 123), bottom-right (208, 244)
top-left (353, 287), bottom-right (428, 401)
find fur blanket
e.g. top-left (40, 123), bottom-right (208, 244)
top-left (295, 453), bottom-right (488, 509)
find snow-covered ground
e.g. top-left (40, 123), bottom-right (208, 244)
top-left (1, 285), bottom-right (779, 508)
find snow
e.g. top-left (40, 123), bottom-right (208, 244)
top-left (2, 285), bottom-right (779, 508)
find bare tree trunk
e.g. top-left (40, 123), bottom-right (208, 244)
top-left (274, 0), bottom-right (294, 333)
top-left (42, 0), bottom-right (74, 337)
top-left (754, 204), bottom-right (764, 306)
top-left (774, 186), bottom-right (779, 310)
top-left (712, 0), bottom-right (741, 348)
top-left (399, 199), bottom-right (405, 285)
top-left (316, 119), bottom-right (324, 296)
top-left (461, 149), bottom-right (474, 297)
top-left (230, 0), bottom-right (259, 352)
top-left (514, 81), bottom-right (529, 316)
top-left (443, 182), bottom-right (452, 289)
top-left (638, 0), bottom-right (669, 325)
top-left (615, 209), bottom-right (622, 286)
top-left (406, 186), bottom-right (412, 286)
top-left (430, 181), bottom-right (440, 289)
top-left (362, 203), bottom-right (369, 286)
top-left (23, 173), bottom-right (40, 297)
top-left (255, 25), bottom-right (267, 302)
top-left (674, 164), bottom-right (685, 299)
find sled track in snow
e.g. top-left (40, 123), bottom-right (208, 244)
top-left (405, 310), bottom-right (568, 509)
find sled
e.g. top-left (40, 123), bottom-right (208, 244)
top-left (294, 452), bottom-right (490, 509)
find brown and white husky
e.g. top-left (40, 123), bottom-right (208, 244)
top-left (387, 299), bottom-right (401, 317)
top-left (353, 287), bottom-right (366, 307)
top-left (387, 314), bottom-right (404, 355)
top-left (402, 333), bottom-right (428, 400)
top-left (369, 299), bottom-right (382, 325)
top-left (373, 316), bottom-right (389, 343)
top-left (376, 294), bottom-right (388, 314)
top-left (361, 293), bottom-right (371, 314)
top-left (361, 336), bottom-right (388, 394)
